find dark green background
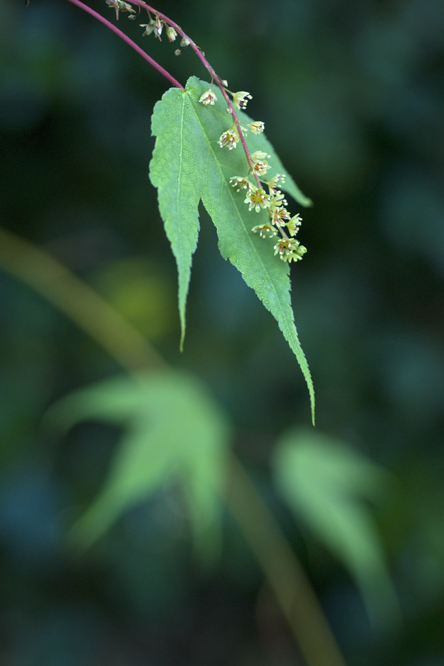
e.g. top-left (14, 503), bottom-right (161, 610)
top-left (1, 0), bottom-right (444, 664)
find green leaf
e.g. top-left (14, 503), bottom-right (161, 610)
top-left (48, 371), bottom-right (231, 560)
top-left (150, 77), bottom-right (314, 421)
top-left (273, 428), bottom-right (400, 628)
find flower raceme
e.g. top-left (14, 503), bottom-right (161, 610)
top-left (228, 174), bottom-right (306, 262)
top-left (236, 178), bottom-right (307, 262)
top-left (104, 1), bottom-right (308, 266)
top-left (196, 85), bottom-right (307, 264)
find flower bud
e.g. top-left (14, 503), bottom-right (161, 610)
top-left (166, 26), bottom-right (178, 42)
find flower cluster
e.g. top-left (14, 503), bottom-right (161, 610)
top-left (106, 1), bottom-right (181, 43)
top-left (229, 165), bottom-right (306, 263)
top-left (198, 84), bottom-right (306, 263)
top-left (140, 14), bottom-right (178, 41)
top-left (105, 1), bottom-right (181, 46)
top-left (106, 0), bottom-right (135, 19)
top-left (198, 86), bottom-right (266, 152)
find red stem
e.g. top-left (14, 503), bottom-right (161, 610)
top-left (68, 0), bottom-right (265, 203)
top-left (127, 0), bottom-right (259, 183)
top-left (65, 0), bottom-right (184, 89)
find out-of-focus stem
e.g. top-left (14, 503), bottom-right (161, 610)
top-left (0, 227), bottom-right (166, 373)
top-left (226, 454), bottom-right (348, 666)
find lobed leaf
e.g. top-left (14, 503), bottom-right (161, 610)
top-left (48, 371), bottom-right (231, 559)
top-left (150, 77), bottom-right (314, 421)
top-left (273, 428), bottom-right (400, 628)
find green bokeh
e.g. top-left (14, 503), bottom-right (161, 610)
top-left (1, 0), bottom-right (444, 664)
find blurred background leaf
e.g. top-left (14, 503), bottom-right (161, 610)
top-left (47, 370), bottom-right (231, 559)
top-left (273, 427), bottom-right (399, 628)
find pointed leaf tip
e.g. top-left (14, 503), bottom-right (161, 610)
top-left (149, 77), bottom-right (314, 417)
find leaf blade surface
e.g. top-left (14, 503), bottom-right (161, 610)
top-left (150, 77), bottom-right (314, 419)
top-left (273, 427), bottom-right (400, 627)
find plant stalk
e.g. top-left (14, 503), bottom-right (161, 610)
top-left (0, 227), bottom-right (166, 373)
top-left (65, 0), bottom-right (184, 89)
top-left (99, 0), bottom-right (260, 183)
top-left (226, 454), bottom-right (348, 666)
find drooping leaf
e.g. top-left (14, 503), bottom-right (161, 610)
top-left (272, 428), bottom-right (400, 628)
top-left (47, 371), bottom-right (231, 559)
top-left (150, 77), bottom-right (314, 421)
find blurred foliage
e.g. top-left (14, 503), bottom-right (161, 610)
top-left (273, 428), bottom-right (399, 629)
top-left (47, 370), bottom-right (230, 558)
top-left (1, 0), bottom-right (444, 664)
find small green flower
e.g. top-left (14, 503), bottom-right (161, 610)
top-left (252, 223), bottom-right (277, 238)
top-left (140, 15), bottom-right (163, 38)
top-left (232, 91), bottom-right (252, 109)
top-left (274, 238), bottom-right (307, 262)
top-left (251, 151), bottom-right (269, 161)
top-left (286, 214), bottom-right (302, 236)
top-left (271, 206), bottom-right (291, 227)
top-left (249, 121), bottom-right (265, 135)
top-left (199, 89), bottom-right (217, 106)
top-left (267, 173), bottom-right (285, 193)
top-left (252, 159), bottom-right (271, 176)
top-left (245, 186), bottom-right (270, 212)
top-left (153, 16), bottom-right (163, 38)
top-left (140, 23), bottom-right (154, 36)
top-left (230, 177), bottom-right (252, 191)
top-left (250, 150), bottom-right (271, 176)
top-left (218, 127), bottom-right (239, 149)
